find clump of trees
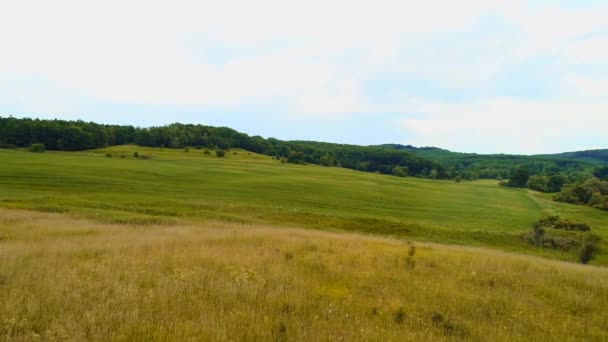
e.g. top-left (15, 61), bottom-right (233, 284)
top-left (524, 216), bottom-right (601, 264)
top-left (554, 177), bottom-right (608, 210)
top-left (28, 143), bottom-right (45, 153)
top-left (534, 216), bottom-right (590, 232)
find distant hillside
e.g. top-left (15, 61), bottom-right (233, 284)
top-left (0, 116), bottom-right (603, 182)
top-left (543, 149), bottom-right (608, 164)
top-left (376, 143), bottom-right (599, 180)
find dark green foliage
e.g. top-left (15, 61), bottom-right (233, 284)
top-left (380, 144), bottom-right (596, 183)
top-left (579, 234), bottom-right (601, 264)
top-left (594, 166), bottom-right (608, 180)
top-left (319, 154), bottom-right (333, 166)
top-left (133, 151), bottom-right (140, 158)
top-left (216, 150), bottom-right (225, 157)
top-left (232, 151), bottom-right (238, 155)
top-left (534, 216), bottom-right (591, 232)
top-left (105, 153), bottom-right (113, 158)
top-left (507, 166), bottom-right (530, 188)
top-left (528, 175), bottom-right (548, 192)
top-left (28, 143), bottom-right (45, 153)
top-left (392, 166), bottom-right (409, 177)
top-left (203, 150), bottom-right (211, 155)
top-left (0, 141), bottom-right (16, 149)
top-left (547, 174), bottom-right (567, 192)
top-left (554, 178), bottom-right (608, 210)
top-left (184, 148), bottom-right (189, 152)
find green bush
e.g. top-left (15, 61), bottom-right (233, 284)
top-left (28, 143), bottom-right (46, 153)
top-left (216, 150), bottom-right (226, 157)
top-left (0, 141), bottom-right (17, 149)
top-left (105, 153), bottom-right (113, 158)
top-left (203, 150), bottom-right (211, 155)
top-left (534, 216), bottom-right (590, 232)
top-left (579, 234), bottom-right (601, 264)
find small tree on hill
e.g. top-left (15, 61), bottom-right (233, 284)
top-left (29, 143), bottom-right (45, 153)
top-left (579, 234), bottom-right (601, 264)
top-left (507, 166), bottom-right (530, 188)
top-left (216, 150), bottom-right (226, 157)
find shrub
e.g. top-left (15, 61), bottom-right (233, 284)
top-left (0, 141), bottom-right (17, 149)
top-left (408, 245), bottom-right (416, 257)
top-left (216, 150), bottom-right (226, 157)
top-left (392, 166), bottom-right (409, 177)
top-left (105, 153), bottom-right (113, 158)
top-left (203, 150), bottom-right (211, 155)
top-left (579, 234), bottom-right (601, 264)
top-left (534, 216), bottom-right (590, 232)
top-left (393, 308), bottom-right (406, 324)
top-left (28, 143), bottom-right (45, 153)
top-left (133, 151), bottom-right (140, 158)
top-left (184, 148), bottom-right (189, 152)
top-left (233, 151), bottom-right (238, 155)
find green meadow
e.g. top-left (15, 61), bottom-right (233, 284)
top-left (1, 146), bottom-right (607, 264)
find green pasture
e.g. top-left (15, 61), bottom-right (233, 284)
top-left (1, 146), bottom-right (606, 264)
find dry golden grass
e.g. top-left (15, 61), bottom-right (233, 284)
top-left (1, 208), bottom-right (607, 341)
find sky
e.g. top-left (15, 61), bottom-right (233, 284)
top-left (1, 0), bottom-right (607, 154)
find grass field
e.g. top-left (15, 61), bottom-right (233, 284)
top-left (1, 208), bottom-right (607, 341)
top-left (1, 146), bottom-right (607, 264)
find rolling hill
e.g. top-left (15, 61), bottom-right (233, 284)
top-left (2, 145), bottom-right (608, 340)
top-left (1, 145), bottom-right (607, 264)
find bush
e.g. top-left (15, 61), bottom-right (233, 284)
top-left (579, 234), bottom-right (601, 264)
top-left (534, 216), bottom-right (590, 232)
top-left (392, 166), bottom-right (409, 177)
top-left (133, 151), bottom-right (140, 158)
top-left (203, 150), bottom-right (211, 155)
top-left (184, 148), bottom-right (189, 152)
top-left (233, 151), bottom-right (238, 155)
top-left (105, 153), bottom-right (113, 158)
top-left (216, 150), bottom-right (225, 157)
top-left (0, 141), bottom-right (17, 149)
top-left (28, 143), bottom-right (45, 153)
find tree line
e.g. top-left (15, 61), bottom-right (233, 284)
top-left (1, 116), bottom-right (602, 189)
top-left (0, 116), bottom-right (445, 178)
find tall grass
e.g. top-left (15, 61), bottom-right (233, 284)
top-left (1, 209), bottom-right (607, 341)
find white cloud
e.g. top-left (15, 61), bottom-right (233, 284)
top-left (399, 98), bottom-right (608, 154)
top-left (0, 0), bottom-right (607, 152)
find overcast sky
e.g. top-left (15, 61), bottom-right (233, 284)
top-left (1, 0), bottom-right (607, 154)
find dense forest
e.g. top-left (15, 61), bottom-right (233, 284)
top-left (1, 116), bottom-right (605, 194)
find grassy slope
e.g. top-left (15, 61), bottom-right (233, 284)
top-left (1, 209), bottom-right (607, 341)
top-left (0, 146), bottom-right (607, 264)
